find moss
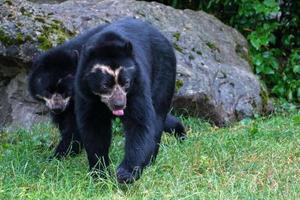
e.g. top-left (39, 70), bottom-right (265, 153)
top-left (15, 22), bottom-right (22, 28)
top-left (16, 33), bottom-right (24, 44)
top-left (34, 16), bottom-right (46, 23)
top-left (2, 4), bottom-right (73, 50)
top-left (0, 28), bottom-right (15, 46)
top-left (175, 79), bottom-right (184, 93)
top-left (25, 35), bottom-right (33, 42)
top-left (173, 43), bottom-right (183, 53)
top-left (0, 28), bottom-right (33, 46)
top-left (173, 32), bottom-right (180, 42)
top-left (235, 44), bottom-right (254, 70)
top-left (206, 42), bottom-right (219, 52)
top-left (192, 48), bottom-right (202, 55)
top-left (19, 7), bottom-right (32, 17)
top-left (259, 82), bottom-right (270, 114)
top-left (52, 26), bottom-right (73, 45)
top-left (37, 35), bottom-right (53, 50)
top-left (37, 20), bottom-right (74, 50)
top-left (188, 54), bottom-right (195, 60)
top-left (4, 0), bottom-right (13, 5)
top-left (196, 50), bottom-right (202, 55)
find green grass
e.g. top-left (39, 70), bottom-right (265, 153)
top-left (1, 111), bottom-right (300, 199)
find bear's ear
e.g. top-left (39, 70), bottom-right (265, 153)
top-left (72, 49), bottom-right (80, 65)
top-left (84, 45), bottom-right (98, 57)
top-left (124, 41), bottom-right (132, 55)
top-left (31, 52), bottom-right (43, 69)
top-left (73, 49), bottom-right (79, 59)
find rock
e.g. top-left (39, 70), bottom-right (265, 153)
top-left (0, 0), bottom-right (272, 128)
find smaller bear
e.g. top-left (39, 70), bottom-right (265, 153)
top-left (28, 24), bottom-right (108, 158)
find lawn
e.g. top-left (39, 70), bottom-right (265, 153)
top-left (1, 111), bottom-right (300, 199)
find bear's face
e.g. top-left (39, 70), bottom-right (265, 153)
top-left (85, 63), bottom-right (136, 116)
top-left (79, 32), bottom-right (137, 116)
top-left (35, 74), bottom-right (74, 114)
top-left (30, 49), bottom-right (77, 114)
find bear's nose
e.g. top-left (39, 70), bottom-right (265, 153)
top-left (51, 107), bottom-right (64, 114)
top-left (112, 99), bottom-right (125, 110)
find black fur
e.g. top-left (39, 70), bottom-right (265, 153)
top-left (75, 18), bottom-right (185, 183)
top-left (28, 24), bottom-right (108, 158)
top-left (164, 114), bottom-right (186, 140)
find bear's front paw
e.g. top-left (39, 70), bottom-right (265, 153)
top-left (48, 150), bottom-right (67, 161)
top-left (116, 166), bottom-right (142, 184)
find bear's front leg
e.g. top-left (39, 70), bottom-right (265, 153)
top-left (82, 121), bottom-right (111, 177)
top-left (117, 100), bottom-right (159, 183)
top-left (76, 97), bottom-right (112, 176)
top-left (50, 111), bottom-right (82, 159)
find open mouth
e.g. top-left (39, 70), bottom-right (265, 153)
top-left (50, 108), bottom-right (64, 114)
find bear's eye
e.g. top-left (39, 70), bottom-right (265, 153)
top-left (99, 75), bottom-right (115, 93)
top-left (100, 84), bottom-right (112, 94)
top-left (101, 85), bottom-right (109, 90)
top-left (118, 76), bottom-right (130, 88)
top-left (43, 90), bottom-right (52, 98)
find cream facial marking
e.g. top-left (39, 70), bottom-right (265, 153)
top-left (91, 64), bottom-right (122, 78)
top-left (115, 68), bottom-right (121, 83)
top-left (93, 84), bottom-right (127, 117)
top-left (36, 94), bottom-right (71, 110)
top-left (90, 64), bottom-right (131, 116)
top-left (91, 64), bottom-right (135, 85)
top-left (93, 85), bottom-right (127, 104)
top-left (91, 64), bottom-right (129, 86)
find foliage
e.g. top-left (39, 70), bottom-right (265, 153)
top-left (145, 0), bottom-right (300, 102)
top-left (0, 111), bottom-right (300, 199)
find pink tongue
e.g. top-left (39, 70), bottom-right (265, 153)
top-left (112, 109), bottom-right (124, 116)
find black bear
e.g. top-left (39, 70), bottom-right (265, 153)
top-left (75, 18), bottom-right (185, 183)
top-left (28, 24), bottom-right (108, 158)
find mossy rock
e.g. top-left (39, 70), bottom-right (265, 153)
top-left (0, 28), bottom-right (15, 46)
top-left (175, 79), bottom-right (184, 93)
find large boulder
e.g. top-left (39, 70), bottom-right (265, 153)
top-left (0, 0), bottom-right (271, 128)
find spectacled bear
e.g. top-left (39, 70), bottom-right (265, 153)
top-left (28, 24), bottom-right (109, 158)
top-left (75, 18), bottom-right (185, 183)
top-left (28, 22), bottom-right (184, 160)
